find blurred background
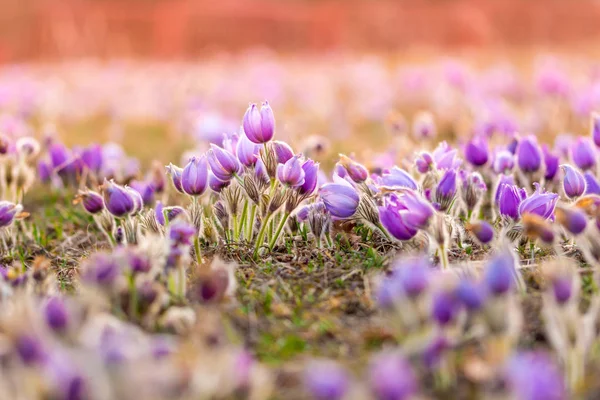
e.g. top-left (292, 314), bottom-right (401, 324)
top-left (2, 0), bottom-right (600, 170)
top-left (2, 0), bottom-right (600, 61)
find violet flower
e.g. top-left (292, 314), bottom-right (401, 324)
top-left (304, 360), bottom-right (349, 400)
top-left (272, 140), bottom-right (294, 164)
top-left (44, 297), bottom-right (69, 332)
top-left (519, 183), bottom-right (558, 220)
top-left (493, 150), bottom-right (514, 174)
top-left (592, 112), bottom-right (600, 148)
top-left (516, 135), bottom-right (543, 173)
top-left (467, 221), bottom-right (494, 244)
top-left (584, 171), bottom-right (600, 195)
top-left (571, 137), bottom-right (596, 171)
top-left (208, 144), bottom-right (241, 182)
top-left (102, 180), bottom-right (135, 218)
top-left (369, 352), bottom-right (417, 400)
top-left (561, 164), bottom-right (586, 199)
top-left (0, 201), bottom-right (24, 227)
top-left (338, 154), bottom-right (369, 183)
top-left (434, 168), bottom-right (457, 211)
top-left (77, 190), bottom-right (104, 214)
top-left (484, 250), bottom-right (517, 295)
top-left (497, 183), bottom-right (525, 220)
top-left (543, 145), bottom-right (560, 181)
top-left (236, 132), bottom-right (260, 167)
top-left (276, 155), bottom-right (305, 187)
top-left (165, 163), bottom-right (184, 193)
top-left (319, 181), bottom-right (360, 219)
top-left (242, 101), bottom-right (275, 144)
top-left (379, 192), bottom-right (433, 241)
top-left (378, 167), bottom-right (418, 190)
top-left (506, 351), bottom-right (566, 400)
top-left (465, 136), bottom-right (489, 166)
top-left (181, 155), bottom-right (209, 196)
top-left (298, 159), bottom-right (319, 196)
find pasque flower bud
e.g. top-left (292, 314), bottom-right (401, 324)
top-left (102, 179), bottom-right (135, 218)
top-left (181, 155), bottom-right (209, 196)
top-left (561, 164), bottom-right (586, 199)
top-left (165, 163), bottom-right (184, 193)
top-left (208, 144), bottom-right (241, 182)
top-left (516, 135), bottom-right (543, 173)
top-left (319, 181), bottom-right (359, 219)
top-left (337, 154), bottom-right (369, 183)
top-left (571, 137), bottom-right (596, 171)
top-left (76, 190), bottom-right (104, 214)
top-left (276, 155), bottom-right (305, 187)
top-left (242, 101), bottom-right (275, 144)
top-left (465, 136), bottom-right (489, 166)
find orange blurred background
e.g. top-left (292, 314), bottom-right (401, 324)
top-left (2, 0), bottom-right (600, 62)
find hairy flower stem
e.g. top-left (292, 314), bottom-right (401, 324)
top-left (238, 200), bottom-right (248, 241)
top-left (439, 244), bottom-right (450, 270)
top-left (246, 204), bottom-right (257, 240)
top-left (253, 213), bottom-right (272, 259)
top-left (128, 275), bottom-right (138, 321)
top-left (269, 212), bottom-right (290, 250)
top-left (194, 235), bottom-right (203, 266)
top-left (231, 214), bottom-right (239, 241)
top-left (94, 215), bottom-right (115, 247)
top-left (375, 222), bottom-right (392, 241)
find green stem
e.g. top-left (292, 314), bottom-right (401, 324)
top-left (269, 212), bottom-right (290, 250)
top-left (439, 245), bottom-right (449, 270)
top-left (128, 275), bottom-right (138, 321)
top-left (253, 213), bottom-right (272, 259)
top-left (232, 214), bottom-right (239, 241)
top-left (246, 204), bottom-right (257, 240)
top-left (238, 200), bottom-right (248, 241)
top-left (194, 235), bottom-right (203, 265)
top-left (375, 222), bottom-right (391, 241)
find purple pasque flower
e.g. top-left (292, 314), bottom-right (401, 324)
top-left (337, 154), bottom-right (369, 183)
top-left (304, 360), bottom-right (349, 400)
top-left (0, 201), bottom-right (23, 227)
top-left (38, 160), bottom-right (52, 183)
top-left (377, 257), bottom-right (432, 307)
top-left (550, 275), bottom-right (573, 305)
top-left (379, 191), bottom-right (434, 241)
top-left (584, 171), bottom-right (600, 195)
top-left (432, 141), bottom-right (462, 170)
top-left (154, 201), bottom-right (165, 225)
top-left (236, 132), bottom-right (260, 167)
top-left (102, 179), bottom-right (135, 218)
top-left (484, 249), bottom-right (517, 295)
top-left (181, 155), bottom-right (209, 196)
top-left (272, 140), bottom-right (294, 164)
top-left (81, 143), bottom-right (103, 174)
top-left (431, 289), bottom-right (460, 326)
top-left (208, 171), bottom-right (230, 193)
top-left (165, 163), bottom-right (184, 193)
top-left (82, 253), bottom-right (120, 286)
top-left (276, 155), bottom-right (305, 187)
top-left (561, 164), bottom-right (586, 199)
top-left (434, 168), bottom-right (457, 211)
top-left (297, 159), bottom-right (319, 196)
top-left (129, 180), bottom-right (155, 206)
top-left (455, 278), bottom-right (487, 311)
top-left (497, 183), bottom-right (525, 220)
top-left (519, 183), bottom-right (558, 220)
top-left (464, 136), bottom-right (489, 166)
top-left (555, 206), bottom-right (588, 235)
top-left (592, 112), bottom-right (600, 148)
top-left (571, 137), bottom-right (596, 171)
top-left (378, 167), bottom-right (418, 190)
top-left (542, 144), bottom-right (560, 181)
top-left (319, 179), bottom-right (360, 219)
top-left (44, 297), bottom-right (69, 331)
top-left (77, 190), bottom-right (104, 214)
top-left (242, 101), bottom-right (275, 144)
top-left (506, 351), bottom-right (566, 400)
top-left (126, 187), bottom-right (144, 214)
top-left (467, 221), bottom-right (494, 244)
top-left (222, 132), bottom-right (239, 156)
top-left (412, 111), bottom-right (436, 139)
top-left (415, 151), bottom-right (435, 173)
top-left (168, 220), bottom-right (196, 246)
top-left (369, 352), bottom-right (417, 400)
top-left (460, 170), bottom-right (487, 210)
top-left (15, 334), bottom-right (46, 365)
top-left (493, 150), bottom-right (514, 174)
top-left (516, 135), bottom-right (543, 173)
top-left (493, 174), bottom-right (515, 205)
top-left (208, 144), bottom-right (241, 182)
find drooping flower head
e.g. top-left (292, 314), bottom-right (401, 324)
top-left (207, 144), bottom-right (241, 182)
top-left (0, 201), bottom-right (24, 228)
top-left (165, 163), bottom-right (184, 194)
top-left (319, 179), bottom-right (360, 219)
top-left (76, 190), bottom-right (104, 215)
top-left (337, 154), bottom-right (369, 183)
top-left (102, 180), bottom-right (135, 218)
